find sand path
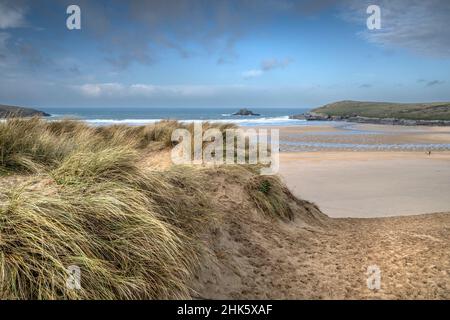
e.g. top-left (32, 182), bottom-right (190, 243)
top-left (198, 207), bottom-right (450, 299)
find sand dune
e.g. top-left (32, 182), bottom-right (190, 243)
top-left (1, 119), bottom-right (449, 300)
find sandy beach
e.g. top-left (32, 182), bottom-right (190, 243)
top-left (266, 123), bottom-right (450, 217)
top-left (279, 151), bottom-right (450, 217)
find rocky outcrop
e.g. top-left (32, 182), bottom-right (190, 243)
top-left (232, 108), bottom-right (260, 116)
top-left (0, 104), bottom-right (51, 118)
top-left (289, 112), bottom-right (450, 126)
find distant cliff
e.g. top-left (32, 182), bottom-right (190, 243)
top-left (290, 100), bottom-right (450, 126)
top-left (0, 104), bottom-right (51, 118)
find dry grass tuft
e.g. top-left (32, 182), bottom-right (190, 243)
top-left (0, 179), bottom-right (199, 299)
top-left (0, 118), bottom-right (225, 299)
top-left (246, 175), bottom-right (297, 221)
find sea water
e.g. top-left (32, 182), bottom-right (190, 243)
top-left (40, 106), bottom-right (450, 151)
top-left (43, 107), bottom-right (310, 127)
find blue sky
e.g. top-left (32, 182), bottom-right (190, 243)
top-left (0, 0), bottom-right (450, 108)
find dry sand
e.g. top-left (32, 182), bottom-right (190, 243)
top-left (195, 175), bottom-right (450, 299)
top-left (193, 142), bottom-right (450, 299)
top-left (279, 151), bottom-right (450, 217)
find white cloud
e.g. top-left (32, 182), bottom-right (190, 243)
top-left (242, 57), bottom-right (293, 79)
top-left (76, 83), bottom-right (248, 98)
top-left (79, 83), bottom-right (124, 97)
top-left (241, 69), bottom-right (263, 79)
top-left (0, 2), bottom-right (26, 29)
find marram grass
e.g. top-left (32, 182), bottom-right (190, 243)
top-left (0, 117), bottom-right (305, 299)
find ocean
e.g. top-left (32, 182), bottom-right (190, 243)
top-left (42, 107), bottom-right (310, 127)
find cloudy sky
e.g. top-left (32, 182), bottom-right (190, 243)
top-left (0, 0), bottom-right (449, 108)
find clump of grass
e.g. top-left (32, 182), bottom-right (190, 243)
top-left (52, 147), bottom-right (140, 185)
top-left (46, 119), bottom-right (91, 135)
top-left (0, 178), bottom-right (199, 299)
top-left (140, 166), bottom-right (215, 235)
top-left (0, 118), bottom-right (239, 174)
top-left (95, 120), bottom-right (189, 149)
top-left (0, 118), bottom-right (72, 172)
top-left (0, 117), bottom-right (220, 299)
top-left (246, 175), bottom-right (296, 221)
top-left (258, 179), bottom-right (272, 194)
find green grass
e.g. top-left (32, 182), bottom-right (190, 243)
top-left (312, 100), bottom-right (450, 121)
top-left (246, 175), bottom-right (297, 221)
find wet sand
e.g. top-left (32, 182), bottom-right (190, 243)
top-left (262, 123), bottom-right (450, 152)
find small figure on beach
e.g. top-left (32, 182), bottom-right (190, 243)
top-left (427, 150), bottom-right (432, 156)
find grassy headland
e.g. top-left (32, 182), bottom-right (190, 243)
top-left (0, 104), bottom-right (50, 118)
top-left (310, 100), bottom-right (450, 121)
top-left (290, 100), bottom-right (450, 125)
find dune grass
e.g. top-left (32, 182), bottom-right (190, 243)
top-left (0, 117), bottom-right (303, 299)
top-left (0, 118), bottom-right (219, 299)
top-left (246, 175), bottom-right (297, 221)
top-left (1, 181), bottom-right (198, 299)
